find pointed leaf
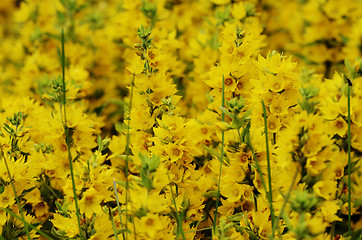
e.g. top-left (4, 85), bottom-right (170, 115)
top-left (219, 106), bottom-right (233, 118)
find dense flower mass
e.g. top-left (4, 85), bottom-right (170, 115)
top-left (0, 0), bottom-right (361, 239)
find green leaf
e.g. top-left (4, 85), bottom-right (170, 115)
top-left (139, 153), bottom-right (160, 172)
top-left (114, 155), bottom-right (134, 162)
top-left (137, 25), bottom-right (151, 40)
top-left (109, 228), bottom-right (128, 238)
top-left (351, 229), bottom-right (362, 240)
top-left (202, 190), bottom-right (218, 198)
top-left (354, 198), bottom-right (362, 208)
top-left (18, 185), bottom-right (37, 199)
top-left (50, 227), bottom-right (68, 240)
top-left (3, 123), bottom-right (14, 134)
top-left (115, 180), bottom-right (127, 189)
top-left (97, 135), bottom-right (102, 149)
top-left (240, 108), bottom-right (252, 122)
top-left (228, 212), bottom-right (244, 222)
top-left (140, 170), bottom-right (153, 190)
top-left (106, 99), bottom-right (127, 106)
top-left (115, 122), bottom-right (129, 133)
top-left (219, 106), bottom-right (233, 118)
top-left (203, 145), bottom-right (229, 165)
top-left (134, 207), bottom-right (147, 218)
top-left (56, 11), bottom-right (66, 25)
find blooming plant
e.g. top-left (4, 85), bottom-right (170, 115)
top-left (0, 0), bottom-right (361, 239)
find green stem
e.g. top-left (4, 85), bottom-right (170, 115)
top-left (330, 221), bottom-right (336, 240)
top-left (261, 100), bottom-right (275, 238)
top-left (44, 180), bottom-right (62, 199)
top-left (61, 29), bottom-right (67, 123)
top-left (168, 181), bottom-right (186, 240)
top-left (109, 207), bottom-right (120, 240)
top-left (184, 226), bottom-right (213, 234)
top-left (213, 75), bottom-right (225, 234)
top-left (347, 81), bottom-right (352, 236)
top-left (60, 28), bottom-right (83, 239)
top-left (125, 74), bottom-right (135, 240)
top-left (113, 180), bottom-right (126, 240)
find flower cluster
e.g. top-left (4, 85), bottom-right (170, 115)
top-left (0, 0), bottom-right (361, 240)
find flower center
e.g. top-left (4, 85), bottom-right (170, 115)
top-left (200, 127), bottom-right (208, 134)
top-left (224, 77), bottom-right (233, 86)
top-left (85, 196), bottom-right (94, 205)
top-left (173, 148), bottom-right (180, 156)
top-left (145, 218), bottom-right (154, 226)
top-left (336, 120), bottom-right (343, 129)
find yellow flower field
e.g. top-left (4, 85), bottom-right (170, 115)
top-left (0, 0), bottom-right (361, 239)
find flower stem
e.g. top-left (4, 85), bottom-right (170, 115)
top-left (168, 180), bottom-right (186, 240)
top-left (60, 28), bottom-right (83, 239)
top-left (109, 207), bottom-right (120, 240)
top-left (261, 100), bottom-right (275, 238)
top-left (213, 75), bottom-right (225, 234)
top-left (125, 74), bottom-right (135, 240)
top-left (113, 179), bottom-right (126, 240)
top-left (347, 80), bottom-right (352, 236)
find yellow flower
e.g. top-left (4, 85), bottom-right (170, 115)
top-left (267, 114), bottom-right (281, 133)
top-left (0, 185), bottom-right (15, 208)
top-left (126, 53), bottom-right (145, 75)
top-left (223, 75), bottom-right (237, 93)
top-left (324, 153), bottom-right (347, 180)
top-left (221, 182), bottom-right (244, 203)
top-left (253, 170), bottom-right (266, 196)
top-left (328, 117), bottom-right (347, 137)
top-left (320, 200), bottom-right (342, 223)
top-left (269, 95), bottom-right (289, 116)
top-left (108, 134), bottom-right (126, 156)
top-left (251, 206), bottom-right (271, 233)
top-left (147, 192), bottom-right (169, 214)
top-left (165, 142), bottom-right (184, 162)
top-left (23, 187), bottom-right (42, 205)
top-left (267, 73), bottom-right (286, 93)
top-left (34, 201), bottom-right (50, 221)
top-left (231, 2), bottom-right (247, 21)
top-left (79, 187), bottom-right (104, 218)
top-left (69, 64), bottom-right (89, 83)
top-left (211, 0), bottom-right (230, 5)
top-left (302, 133), bottom-right (332, 157)
top-left (322, 0), bottom-right (349, 20)
top-left (307, 212), bottom-right (328, 235)
top-left (52, 212), bottom-right (80, 238)
top-left (0, 208), bottom-right (7, 225)
top-left (137, 213), bottom-right (167, 238)
top-left (153, 165), bottom-right (170, 191)
top-left (313, 180), bottom-right (337, 200)
top-left (93, 214), bottom-right (113, 237)
top-left (306, 156), bottom-right (326, 176)
top-left (255, 52), bottom-right (297, 77)
top-left (351, 125), bottom-right (362, 151)
top-left (340, 202), bottom-right (359, 216)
